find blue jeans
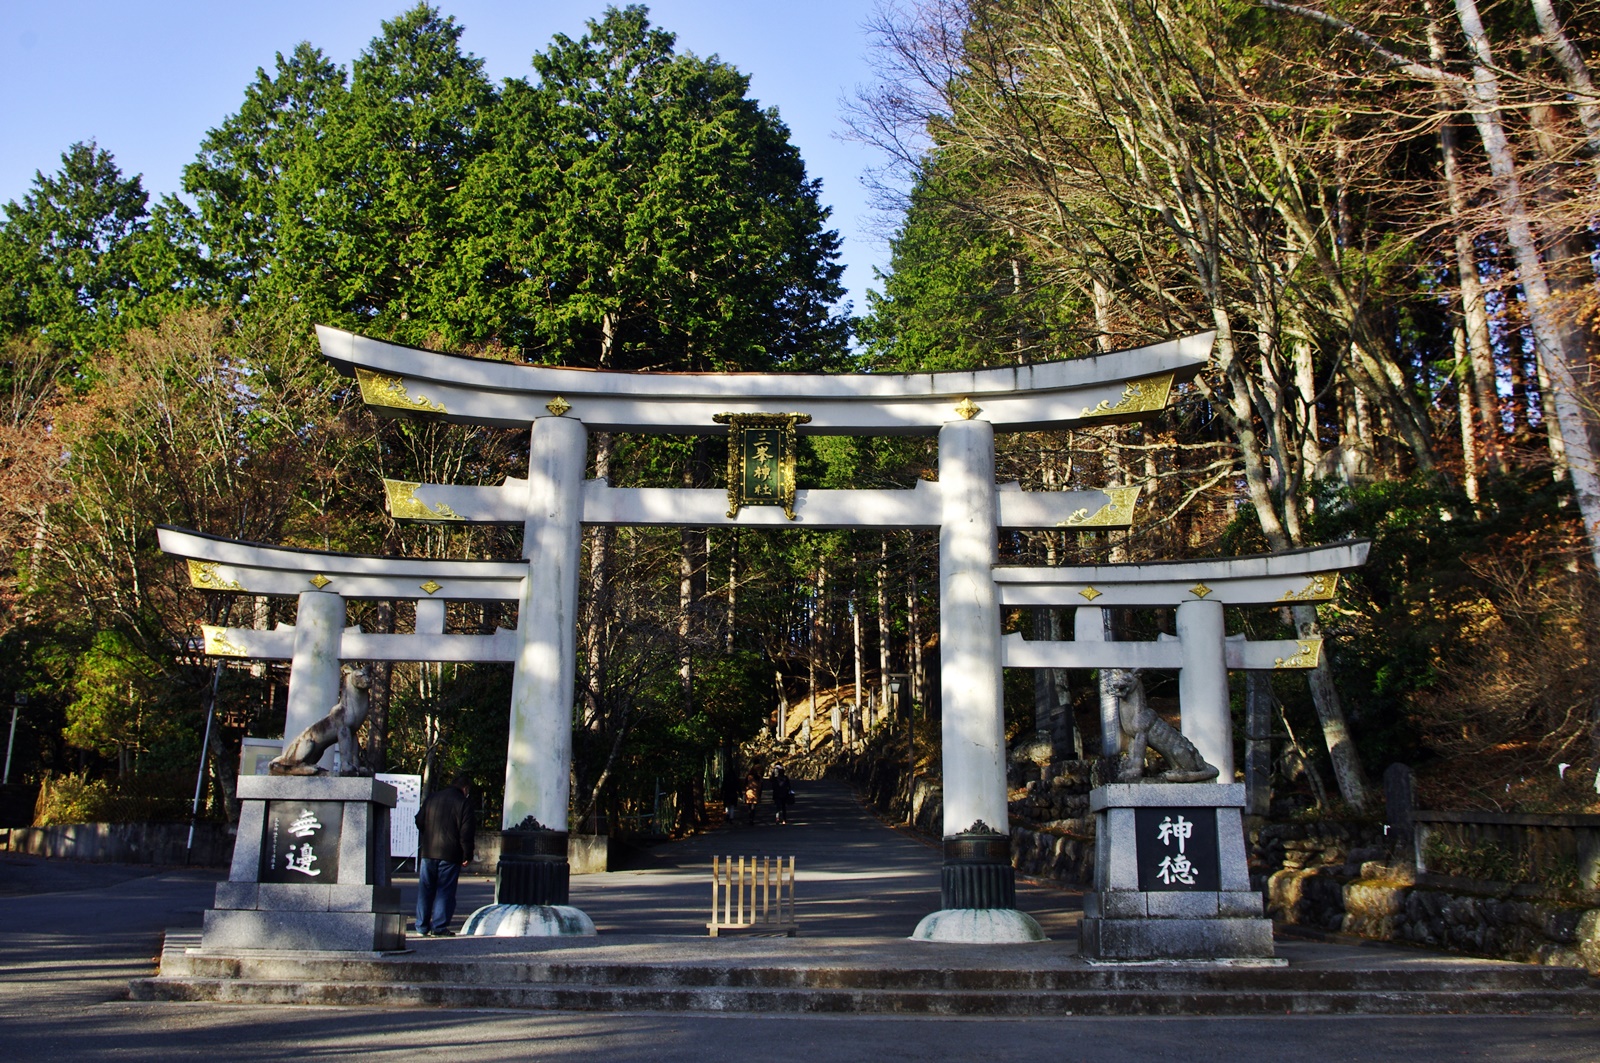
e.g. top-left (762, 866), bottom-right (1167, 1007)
top-left (416, 858), bottom-right (462, 934)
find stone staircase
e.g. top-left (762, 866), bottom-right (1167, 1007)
top-left (130, 932), bottom-right (1600, 1016)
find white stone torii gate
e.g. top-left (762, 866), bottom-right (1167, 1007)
top-left (324, 325), bottom-right (1207, 865)
top-left (159, 527), bottom-right (528, 729)
top-left (995, 540), bottom-right (1372, 777)
top-left (167, 324), bottom-right (1215, 939)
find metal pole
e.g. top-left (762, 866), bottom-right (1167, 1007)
top-left (3, 694), bottom-right (23, 786)
top-left (186, 663), bottom-right (223, 860)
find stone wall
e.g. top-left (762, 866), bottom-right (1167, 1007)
top-left (841, 737), bottom-right (1600, 968)
top-left (1254, 819), bottom-right (1600, 973)
top-left (1005, 759), bottom-right (1096, 885)
top-left (468, 832), bottom-right (608, 876)
top-left (0, 821), bottom-right (235, 866)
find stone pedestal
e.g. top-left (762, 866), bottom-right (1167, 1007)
top-left (940, 829), bottom-right (1015, 909)
top-left (464, 826), bottom-right (596, 938)
top-left (201, 776), bottom-right (404, 952)
top-left (912, 829), bottom-right (1046, 944)
top-left (495, 828), bottom-right (570, 905)
top-left (1080, 782), bottom-right (1274, 961)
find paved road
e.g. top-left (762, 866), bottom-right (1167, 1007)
top-left (575, 779), bottom-right (1082, 938)
top-left (407, 780), bottom-right (1080, 938)
top-left (1, 782), bottom-right (1597, 1061)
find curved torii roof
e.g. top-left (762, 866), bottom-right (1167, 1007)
top-left (157, 526), bottom-right (525, 601)
top-left (317, 326), bottom-right (1214, 434)
top-left (994, 540), bottom-right (1372, 608)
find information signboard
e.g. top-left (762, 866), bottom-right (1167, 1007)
top-left (376, 773), bottom-right (422, 859)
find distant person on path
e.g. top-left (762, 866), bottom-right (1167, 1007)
top-left (744, 767), bottom-right (762, 826)
top-left (771, 766), bottom-right (795, 825)
top-left (415, 772), bottom-right (475, 937)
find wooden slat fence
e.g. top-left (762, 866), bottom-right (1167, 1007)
top-left (708, 855), bottom-right (796, 937)
top-left (1413, 810), bottom-right (1600, 891)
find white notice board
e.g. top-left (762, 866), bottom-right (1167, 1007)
top-left (376, 773), bottom-right (422, 859)
top-left (239, 737), bottom-right (282, 776)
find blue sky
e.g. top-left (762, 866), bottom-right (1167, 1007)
top-left (0, 1), bottom-right (896, 314)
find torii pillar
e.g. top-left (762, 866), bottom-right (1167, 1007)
top-left (472, 411), bottom-right (597, 937)
top-left (283, 590), bottom-right (346, 748)
top-left (913, 415), bottom-right (1044, 942)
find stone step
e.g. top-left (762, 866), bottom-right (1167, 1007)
top-left (151, 948), bottom-right (1591, 996)
top-left (129, 974), bottom-right (1600, 1016)
top-left (133, 933), bottom-right (1600, 1014)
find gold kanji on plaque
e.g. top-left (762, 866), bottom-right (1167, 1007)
top-left (712, 413), bottom-right (812, 520)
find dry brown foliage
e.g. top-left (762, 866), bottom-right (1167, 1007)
top-left (1410, 529), bottom-right (1600, 811)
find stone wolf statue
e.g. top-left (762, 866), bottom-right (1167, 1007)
top-left (1104, 668), bottom-right (1218, 784)
top-left (268, 664), bottom-right (372, 777)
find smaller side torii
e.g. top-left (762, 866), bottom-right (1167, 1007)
top-left (157, 525), bottom-right (528, 749)
top-left (994, 540), bottom-right (1371, 779)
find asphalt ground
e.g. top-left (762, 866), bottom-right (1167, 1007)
top-left (1, 781), bottom-right (1597, 1061)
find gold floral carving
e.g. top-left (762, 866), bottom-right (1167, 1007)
top-left (954, 397), bottom-right (982, 420)
top-left (188, 560), bottom-right (243, 591)
top-left (309, 574), bottom-right (332, 589)
top-left (545, 395), bottom-right (572, 416)
top-left (1190, 583), bottom-right (1213, 599)
top-left (201, 625), bottom-right (248, 657)
top-left (1273, 640), bottom-right (1323, 669)
top-left (1079, 373), bottom-right (1175, 420)
top-left (384, 479), bottom-right (464, 521)
top-left (419, 579), bottom-right (443, 595)
top-left (1276, 573), bottom-right (1339, 602)
top-left (354, 368), bottom-right (446, 414)
top-left (1079, 586), bottom-right (1103, 602)
top-left (1057, 485), bottom-right (1142, 529)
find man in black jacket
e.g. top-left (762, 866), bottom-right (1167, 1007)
top-left (414, 773), bottom-right (475, 937)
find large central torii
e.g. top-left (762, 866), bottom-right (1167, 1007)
top-left (163, 324), bottom-right (1350, 946)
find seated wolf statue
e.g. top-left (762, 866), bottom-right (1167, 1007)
top-left (1103, 668), bottom-right (1218, 784)
top-left (268, 664), bottom-right (372, 776)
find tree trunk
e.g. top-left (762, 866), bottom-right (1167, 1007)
top-left (1244, 671), bottom-right (1274, 816)
top-left (585, 432), bottom-right (614, 729)
top-left (1034, 606), bottom-right (1075, 757)
top-left (205, 704), bottom-right (239, 824)
top-left (366, 600), bottom-right (394, 772)
top-left (1292, 603), bottom-right (1372, 809)
top-left (811, 559), bottom-right (825, 737)
top-left (1529, 0), bottom-right (1600, 172)
top-left (1534, 350), bottom-right (1570, 477)
top-left (907, 546), bottom-right (924, 710)
top-left (1035, 531), bottom-right (1077, 758)
top-left (678, 528), bottom-right (694, 706)
top-left (852, 591), bottom-right (863, 743)
top-left (1454, 322), bottom-right (1482, 502)
top-left (1428, 5), bottom-right (1502, 476)
top-left (725, 528), bottom-right (738, 653)
top-left (877, 537), bottom-right (892, 719)
top-left (1453, 0), bottom-right (1600, 577)
top-left (773, 671), bottom-right (790, 740)
top-left (1527, 97), bottom-right (1597, 478)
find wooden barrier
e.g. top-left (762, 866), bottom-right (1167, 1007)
top-left (1413, 809), bottom-right (1600, 891)
top-left (709, 855), bottom-right (797, 937)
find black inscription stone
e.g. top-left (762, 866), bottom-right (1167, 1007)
top-left (260, 800), bottom-right (343, 883)
top-left (1135, 806), bottom-right (1219, 892)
